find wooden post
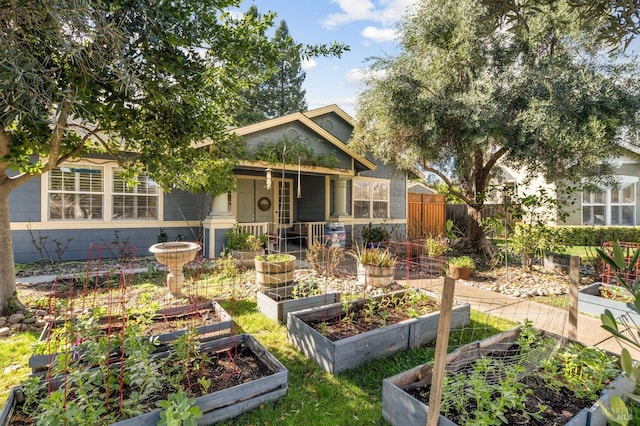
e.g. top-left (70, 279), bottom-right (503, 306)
top-left (427, 277), bottom-right (456, 426)
top-left (568, 255), bottom-right (580, 341)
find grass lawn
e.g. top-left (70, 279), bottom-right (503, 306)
top-left (0, 331), bottom-right (40, 405)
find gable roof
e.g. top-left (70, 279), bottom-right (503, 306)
top-left (230, 104), bottom-right (376, 171)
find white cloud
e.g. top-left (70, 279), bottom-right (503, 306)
top-left (302, 59), bottom-right (318, 70)
top-left (361, 25), bottom-right (399, 43)
top-left (346, 67), bottom-right (386, 85)
top-left (323, 0), bottom-right (416, 28)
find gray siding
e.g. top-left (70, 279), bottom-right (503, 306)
top-left (296, 175), bottom-right (326, 222)
top-left (309, 112), bottom-right (352, 143)
top-left (360, 162), bottom-right (407, 220)
top-left (163, 190), bottom-right (210, 221)
top-left (9, 175), bottom-right (41, 223)
top-left (12, 226), bottom-right (195, 263)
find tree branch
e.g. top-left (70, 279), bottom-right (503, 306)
top-left (421, 164), bottom-right (474, 205)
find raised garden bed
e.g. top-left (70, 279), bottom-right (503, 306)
top-left (256, 284), bottom-right (341, 324)
top-left (287, 289), bottom-right (471, 374)
top-left (578, 282), bottom-right (640, 325)
top-left (30, 301), bottom-right (233, 374)
top-left (2, 334), bottom-right (288, 425)
top-left (382, 327), bottom-right (633, 426)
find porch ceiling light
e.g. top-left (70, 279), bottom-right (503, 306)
top-left (265, 168), bottom-right (272, 189)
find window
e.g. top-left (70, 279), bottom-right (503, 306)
top-left (47, 165), bottom-right (161, 221)
top-left (48, 167), bottom-right (103, 220)
top-left (353, 179), bottom-right (389, 219)
top-left (582, 182), bottom-right (636, 226)
top-left (112, 170), bottom-right (159, 220)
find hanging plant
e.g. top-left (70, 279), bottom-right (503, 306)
top-left (252, 137), bottom-right (338, 169)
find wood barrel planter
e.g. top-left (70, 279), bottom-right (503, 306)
top-left (255, 255), bottom-right (296, 287)
top-left (382, 328), bottom-right (634, 426)
top-left (356, 263), bottom-right (396, 288)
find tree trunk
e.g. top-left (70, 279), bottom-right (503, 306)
top-left (466, 204), bottom-right (484, 247)
top-left (0, 188), bottom-right (17, 314)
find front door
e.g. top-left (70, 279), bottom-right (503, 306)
top-left (236, 178), bottom-right (273, 223)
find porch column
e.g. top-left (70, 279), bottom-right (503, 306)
top-left (203, 192), bottom-right (235, 259)
top-left (209, 192), bottom-right (231, 217)
top-left (334, 176), bottom-right (349, 218)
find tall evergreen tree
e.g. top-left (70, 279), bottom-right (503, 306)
top-left (233, 15), bottom-right (307, 125)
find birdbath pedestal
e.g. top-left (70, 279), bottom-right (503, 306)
top-left (149, 241), bottom-right (201, 297)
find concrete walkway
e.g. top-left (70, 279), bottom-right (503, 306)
top-left (410, 278), bottom-right (640, 359)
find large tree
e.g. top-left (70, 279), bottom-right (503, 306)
top-left (234, 15), bottom-right (308, 125)
top-left (0, 0), bottom-right (345, 313)
top-left (481, 0), bottom-right (640, 49)
top-left (352, 0), bottom-right (640, 248)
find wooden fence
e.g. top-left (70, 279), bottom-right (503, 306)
top-left (408, 193), bottom-right (446, 239)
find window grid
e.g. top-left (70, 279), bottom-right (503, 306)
top-left (48, 167), bottom-right (104, 220)
top-left (582, 183), bottom-right (635, 226)
top-left (353, 179), bottom-right (389, 219)
top-left (112, 170), bottom-right (159, 220)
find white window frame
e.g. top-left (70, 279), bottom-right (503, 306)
top-left (44, 162), bottom-right (163, 223)
top-left (582, 177), bottom-right (637, 226)
top-left (352, 178), bottom-right (390, 219)
top-left (47, 165), bottom-right (104, 221)
top-left (112, 169), bottom-right (160, 220)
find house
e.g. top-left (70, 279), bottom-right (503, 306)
top-left (493, 148), bottom-right (640, 227)
top-left (9, 105), bottom-right (408, 263)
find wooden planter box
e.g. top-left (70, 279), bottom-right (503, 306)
top-left (381, 328), bottom-right (635, 426)
top-left (3, 334), bottom-right (288, 426)
top-left (578, 282), bottom-right (640, 325)
top-left (287, 289), bottom-right (471, 374)
top-left (256, 284), bottom-right (341, 324)
top-left (30, 301), bottom-right (233, 374)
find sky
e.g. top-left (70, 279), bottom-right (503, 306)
top-left (235, 0), bottom-right (417, 117)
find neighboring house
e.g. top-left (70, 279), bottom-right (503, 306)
top-left (10, 104), bottom-right (408, 263)
top-left (494, 148), bottom-right (640, 227)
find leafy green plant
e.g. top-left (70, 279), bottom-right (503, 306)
top-left (447, 255), bottom-right (475, 269)
top-left (224, 224), bottom-right (267, 252)
top-left (157, 390), bottom-right (203, 426)
top-left (361, 223), bottom-right (389, 245)
top-left (424, 236), bottom-right (447, 257)
top-left (349, 245), bottom-right (397, 267)
top-left (596, 240), bottom-right (640, 425)
top-left (255, 253), bottom-right (294, 262)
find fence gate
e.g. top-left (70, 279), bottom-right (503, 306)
top-left (408, 193), bottom-right (446, 239)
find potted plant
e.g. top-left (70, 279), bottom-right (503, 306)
top-left (254, 253), bottom-right (297, 287)
top-left (361, 223), bottom-right (389, 247)
top-left (225, 224), bottom-right (267, 268)
top-left (447, 255), bottom-right (475, 280)
top-left (350, 246), bottom-right (397, 288)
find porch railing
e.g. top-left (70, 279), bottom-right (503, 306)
top-left (237, 221), bottom-right (327, 250)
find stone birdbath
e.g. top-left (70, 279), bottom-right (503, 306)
top-left (149, 241), bottom-right (201, 297)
